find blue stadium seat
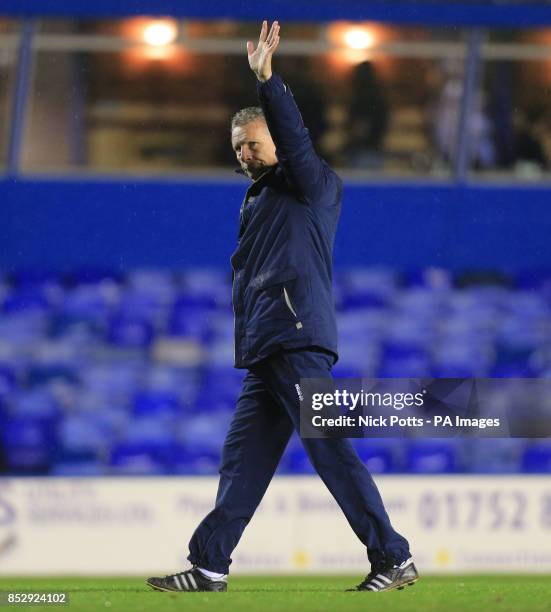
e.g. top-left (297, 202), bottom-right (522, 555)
top-left (465, 439), bottom-right (523, 473)
top-left (179, 412), bottom-right (232, 451)
top-left (382, 341), bottom-right (427, 361)
top-left (331, 365), bottom-right (365, 378)
top-left (378, 356), bottom-right (430, 377)
top-left (341, 292), bottom-right (390, 311)
top-left (431, 342), bottom-right (492, 377)
top-left (384, 315), bottom-right (434, 348)
top-left (168, 305), bottom-right (213, 340)
top-left (110, 416), bottom-right (177, 474)
top-left (108, 315), bottom-right (154, 348)
top-left (146, 370), bottom-right (200, 413)
top-left (1, 415), bottom-right (58, 473)
top-left (208, 312), bottom-right (236, 339)
top-left (173, 294), bottom-right (218, 311)
top-left (499, 313), bottom-right (546, 348)
top-left (180, 269), bottom-right (230, 307)
top-left (284, 445), bottom-right (316, 474)
top-left (431, 364), bottom-right (486, 378)
top-left (2, 288), bottom-right (53, 314)
top-left (51, 461), bottom-right (107, 476)
top-left (395, 288), bottom-right (445, 319)
top-left (342, 268), bottom-right (398, 292)
top-left (109, 440), bottom-right (175, 475)
top-left (60, 285), bottom-right (116, 325)
top-left (353, 439), bottom-right (401, 473)
top-left (340, 268), bottom-right (397, 311)
top-left (0, 312), bottom-right (48, 346)
top-left (406, 440), bottom-right (460, 473)
top-left (83, 362), bottom-right (144, 401)
top-left (87, 403), bottom-right (131, 433)
top-left (0, 364), bottom-right (17, 398)
top-left (379, 340), bottom-right (430, 376)
top-left (336, 344), bottom-right (379, 377)
top-left (15, 387), bottom-right (60, 417)
top-left (490, 363), bottom-right (536, 378)
top-left (172, 445), bottom-right (220, 475)
top-left (57, 413), bottom-right (112, 459)
top-left (127, 269), bottom-right (175, 295)
top-left (404, 268), bottom-right (452, 289)
top-left (118, 290), bottom-right (170, 323)
top-left (199, 367), bottom-right (245, 405)
top-left (27, 364), bottom-right (80, 387)
top-left (338, 310), bottom-right (386, 337)
top-left (521, 442), bottom-right (551, 473)
top-left (204, 340), bottom-right (235, 368)
top-left (132, 390), bottom-right (182, 418)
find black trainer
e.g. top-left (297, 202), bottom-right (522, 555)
top-left (146, 567), bottom-right (227, 592)
top-left (349, 557), bottom-right (419, 592)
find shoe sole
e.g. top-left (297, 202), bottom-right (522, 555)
top-left (146, 580), bottom-right (178, 592)
top-left (349, 576), bottom-right (419, 593)
top-left (388, 577), bottom-right (419, 592)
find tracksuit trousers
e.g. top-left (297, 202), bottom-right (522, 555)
top-left (188, 348), bottom-right (411, 574)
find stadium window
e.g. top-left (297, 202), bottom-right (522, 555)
top-left (19, 18), bottom-right (467, 178)
top-left (16, 17), bottom-right (551, 182)
top-left (468, 28), bottom-right (551, 181)
top-left (0, 19), bottom-right (19, 171)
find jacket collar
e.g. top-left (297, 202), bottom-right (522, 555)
top-left (234, 164), bottom-right (279, 183)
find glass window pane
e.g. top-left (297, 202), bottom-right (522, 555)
top-left (331, 55), bottom-right (452, 177)
top-left (463, 28), bottom-right (551, 181)
top-left (0, 20), bottom-right (19, 169)
top-left (470, 55), bottom-right (551, 181)
top-left (0, 18), bottom-right (20, 34)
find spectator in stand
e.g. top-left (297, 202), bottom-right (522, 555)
top-left (512, 106), bottom-right (548, 173)
top-left (432, 59), bottom-right (496, 170)
top-left (345, 60), bottom-right (389, 170)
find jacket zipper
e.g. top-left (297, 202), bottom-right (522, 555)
top-left (283, 286), bottom-right (303, 330)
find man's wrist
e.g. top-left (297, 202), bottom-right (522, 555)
top-left (256, 72), bottom-right (272, 83)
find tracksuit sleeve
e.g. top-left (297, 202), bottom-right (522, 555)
top-left (257, 73), bottom-right (334, 204)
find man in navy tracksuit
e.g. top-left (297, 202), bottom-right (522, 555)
top-left (147, 21), bottom-right (418, 594)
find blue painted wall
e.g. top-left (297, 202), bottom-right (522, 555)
top-left (1, 178), bottom-right (550, 273)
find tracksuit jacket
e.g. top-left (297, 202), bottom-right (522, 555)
top-left (231, 73), bottom-right (343, 368)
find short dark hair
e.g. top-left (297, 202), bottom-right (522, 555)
top-left (231, 107), bottom-right (266, 131)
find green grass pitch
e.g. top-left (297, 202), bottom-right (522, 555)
top-left (2, 575), bottom-right (551, 611)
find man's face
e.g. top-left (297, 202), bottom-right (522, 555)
top-left (231, 120), bottom-right (278, 180)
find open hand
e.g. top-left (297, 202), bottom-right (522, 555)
top-left (247, 20), bottom-right (280, 82)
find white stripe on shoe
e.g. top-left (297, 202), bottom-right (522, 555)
top-left (370, 578), bottom-right (385, 589)
top-left (366, 584), bottom-right (377, 592)
top-left (173, 574), bottom-right (184, 590)
top-left (188, 573), bottom-right (198, 590)
top-left (376, 574), bottom-right (393, 584)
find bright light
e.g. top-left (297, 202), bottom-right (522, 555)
top-left (143, 20), bottom-right (178, 46)
top-left (344, 28), bottom-right (374, 50)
